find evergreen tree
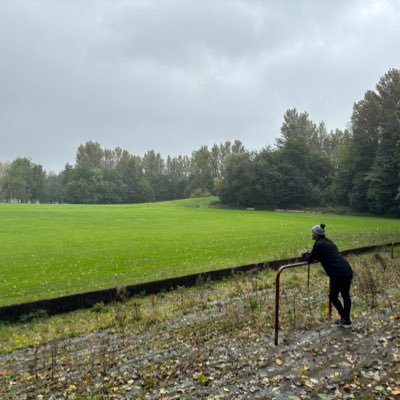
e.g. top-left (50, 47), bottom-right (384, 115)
top-left (334, 68), bottom-right (400, 214)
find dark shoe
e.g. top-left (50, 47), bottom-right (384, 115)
top-left (342, 319), bottom-right (352, 328)
top-left (333, 319), bottom-right (343, 326)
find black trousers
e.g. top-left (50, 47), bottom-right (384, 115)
top-left (329, 274), bottom-right (353, 322)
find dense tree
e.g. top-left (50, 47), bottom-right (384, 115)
top-left (142, 150), bottom-right (169, 201)
top-left (275, 109), bottom-right (334, 206)
top-left (231, 140), bottom-right (246, 154)
top-left (185, 141), bottom-right (247, 197)
top-left (366, 156), bottom-right (399, 214)
top-left (276, 109), bottom-right (319, 149)
top-left (123, 157), bottom-right (154, 203)
top-left (367, 69), bottom-right (400, 215)
top-left (0, 162), bottom-right (9, 179)
top-left (329, 133), bottom-right (353, 206)
top-left (333, 68), bottom-right (400, 215)
top-left (30, 164), bottom-right (46, 202)
top-left (165, 155), bottom-right (190, 199)
top-left (0, 158), bottom-right (47, 203)
top-left (0, 162), bottom-right (9, 200)
top-left (323, 128), bottom-right (348, 170)
top-left (114, 149), bottom-right (133, 180)
top-left (216, 151), bottom-right (257, 206)
top-left (58, 143), bottom-right (159, 204)
top-left (1, 158), bottom-right (32, 202)
top-left (186, 146), bottom-right (215, 196)
top-left (75, 141), bottom-right (104, 170)
top-left (64, 167), bottom-right (103, 204)
top-left (45, 172), bottom-right (64, 203)
top-left (249, 148), bottom-right (276, 208)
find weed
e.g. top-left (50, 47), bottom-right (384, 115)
top-left (249, 297), bottom-right (260, 312)
top-left (142, 296), bottom-right (162, 325)
top-left (91, 302), bottom-right (109, 314)
top-left (113, 307), bottom-right (127, 328)
top-left (132, 302), bottom-right (142, 321)
top-left (19, 309), bottom-right (48, 323)
top-left (355, 263), bottom-right (381, 308)
top-left (115, 286), bottom-right (128, 302)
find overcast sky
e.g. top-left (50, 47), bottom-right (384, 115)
top-left (1, 0), bottom-right (399, 172)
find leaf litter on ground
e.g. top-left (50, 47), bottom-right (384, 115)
top-left (0, 252), bottom-right (399, 399)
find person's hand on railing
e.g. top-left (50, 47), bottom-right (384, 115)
top-left (300, 248), bottom-right (308, 257)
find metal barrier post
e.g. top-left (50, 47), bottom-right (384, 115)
top-left (274, 261), bottom-right (308, 345)
top-left (274, 268), bottom-right (282, 346)
top-left (274, 261), bottom-right (335, 345)
top-left (328, 277), bottom-right (332, 318)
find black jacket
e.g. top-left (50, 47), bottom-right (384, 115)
top-left (302, 236), bottom-right (353, 277)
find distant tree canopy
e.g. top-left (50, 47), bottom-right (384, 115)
top-left (0, 68), bottom-right (399, 216)
top-left (0, 158), bottom-right (46, 203)
top-left (0, 139), bottom-right (246, 205)
top-left (216, 109), bottom-right (338, 209)
top-left (217, 69), bottom-right (400, 216)
top-left (331, 68), bottom-right (400, 216)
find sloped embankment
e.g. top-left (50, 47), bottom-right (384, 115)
top-left (0, 253), bottom-right (399, 399)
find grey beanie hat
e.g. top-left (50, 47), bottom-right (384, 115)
top-left (311, 223), bottom-right (326, 236)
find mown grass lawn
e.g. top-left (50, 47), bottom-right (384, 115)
top-left (0, 197), bottom-right (399, 306)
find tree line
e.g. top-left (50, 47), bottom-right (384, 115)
top-left (1, 68), bottom-right (399, 216)
top-left (0, 140), bottom-right (246, 205)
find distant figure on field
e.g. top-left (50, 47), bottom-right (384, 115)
top-left (300, 223), bottom-right (353, 328)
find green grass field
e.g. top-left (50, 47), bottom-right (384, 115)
top-left (0, 197), bottom-right (399, 306)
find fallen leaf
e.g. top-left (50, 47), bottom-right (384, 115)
top-left (303, 379), bottom-right (316, 388)
top-left (317, 394), bottom-right (334, 400)
top-left (375, 385), bottom-right (386, 393)
top-left (275, 357), bottom-right (284, 366)
top-left (342, 383), bottom-right (351, 392)
top-left (299, 366), bottom-right (309, 375)
top-left (373, 372), bottom-right (382, 382)
top-left (194, 371), bottom-right (208, 385)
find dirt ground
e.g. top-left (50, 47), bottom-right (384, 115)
top-left (1, 297), bottom-right (399, 399)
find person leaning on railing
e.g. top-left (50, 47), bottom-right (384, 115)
top-left (300, 223), bottom-right (353, 328)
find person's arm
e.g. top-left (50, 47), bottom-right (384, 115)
top-left (301, 242), bottom-right (319, 263)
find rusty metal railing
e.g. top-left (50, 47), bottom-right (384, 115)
top-left (274, 261), bottom-right (329, 345)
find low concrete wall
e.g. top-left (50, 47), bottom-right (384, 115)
top-left (0, 241), bottom-right (398, 322)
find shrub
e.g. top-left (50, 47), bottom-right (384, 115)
top-left (19, 309), bottom-right (48, 323)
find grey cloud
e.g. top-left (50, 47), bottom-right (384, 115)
top-left (0, 0), bottom-right (399, 171)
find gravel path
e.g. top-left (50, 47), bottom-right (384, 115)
top-left (1, 293), bottom-right (399, 399)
